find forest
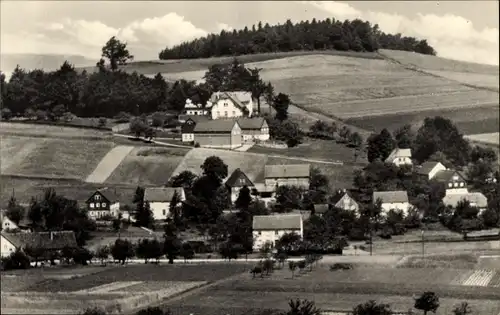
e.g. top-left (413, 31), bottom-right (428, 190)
top-left (159, 18), bottom-right (436, 59)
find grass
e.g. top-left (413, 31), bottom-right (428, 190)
top-left (104, 146), bottom-right (191, 186)
top-left (398, 253), bottom-right (479, 269)
top-left (248, 138), bottom-right (367, 163)
top-left (6, 137), bottom-right (115, 180)
top-left (372, 240), bottom-right (498, 256)
top-left (464, 133), bottom-right (500, 146)
top-left (26, 263), bottom-right (251, 293)
top-left (478, 256), bottom-right (500, 271)
top-left (346, 104), bottom-right (499, 134)
top-left (0, 122), bottom-right (112, 139)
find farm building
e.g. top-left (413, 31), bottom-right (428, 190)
top-left (251, 183), bottom-right (277, 206)
top-left (225, 168), bottom-right (255, 203)
top-left (264, 164), bottom-right (310, 188)
top-left (237, 117), bottom-right (270, 142)
top-left (184, 98), bottom-right (209, 116)
top-left (1, 231), bottom-right (77, 258)
top-left (193, 120), bottom-right (242, 149)
top-left (415, 161), bottom-right (447, 180)
top-left (85, 188), bottom-right (120, 220)
top-left (442, 192), bottom-right (488, 211)
top-left (433, 169), bottom-right (468, 195)
top-left (181, 116), bottom-right (209, 143)
top-left (329, 189), bottom-right (360, 215)
top-left (385, 148), bottom-right (412, 166)
top-left (373, 190), bottom-right (411, 215)
top-left (144, 187), bottom-right (185, 221)
top-left (252, 214), bottom-right (303, 251)
top-left (207, 91), bottom-right (255, 120)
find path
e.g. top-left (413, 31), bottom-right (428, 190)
top-left (113, 133), bottom-right (192, 148)
top-left (1, 138), bottom-right (44, 174)
top-left (85, 145), bottom-right (134, 183)
top-left (234, 143), bottom-right (254, 152)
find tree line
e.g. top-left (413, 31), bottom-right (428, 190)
top-left (159, 18), bottom-right (436, 60)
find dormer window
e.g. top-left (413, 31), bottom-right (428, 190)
top-left (452, 175), bottom-right (458, 180)
top-left (95, 195), bottom-right (101, 200)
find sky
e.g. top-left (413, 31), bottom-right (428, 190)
top-left (1, 1), bottom-right (498, 65)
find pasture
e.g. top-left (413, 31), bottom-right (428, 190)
top-left (0, 122), bottom-right (112, 140)
top-left (105, 146), bottom-right (191, 186)
top-left (464, 133), bottom-right (500, 146)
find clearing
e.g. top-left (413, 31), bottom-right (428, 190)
top-left (104, 146), bottom-right (191, 186)
top-left (85, 145), bottom-right (134, 183)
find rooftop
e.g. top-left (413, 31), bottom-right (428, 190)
top-left (237, 117), bottom-right (266, 130)
top-left (373, 190), bottom-right (409, 203)
top-left (264, 164), bottom-right (310, 179)
top-left (1, 231), bottom-right (77, 250)
top-left (252, 214), bottom-right (302, 230)
top-left (416, 161), bottom-right (444, 175)
top-left (442, 192), bottom-right (488, 208)
top-left (225, 168), bottom-right (255, 188)
top-left (193, 119), bottom-right (238, 133)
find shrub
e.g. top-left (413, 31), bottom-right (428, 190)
top-left (81, 307), bottom-right (107, 315)
top-left (2, 250), bottom-right (30, 270)
top-left (330, 263), bottom-right (354, 271)
top-left (194, 142), bottom-right (200, 148)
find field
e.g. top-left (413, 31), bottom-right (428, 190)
top-left (464, 133), bottom-right (500, 146)
top-left (0, 122), bottom-right (112, 139)
top-left (105, 146), bottom-right (192, 186)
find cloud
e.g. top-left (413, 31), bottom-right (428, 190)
top-left (2, 12), bottom-right (207, 60)
top-left (216, 22), bottom-right (234, 33)
top-left (302, 1), bottom-right (499, 65)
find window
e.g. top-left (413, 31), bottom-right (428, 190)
top-left (453, 183), bottom-right (458, 187)
top-left (217, 111), bottom-right (220, 117)
top-left (239, 178), bottom-right (246, 185)
top-left (275, 230), bottom-right (279, 235)
top-left (90, 203), bottom-right (94, 208)
top-left (224, 111), bottom-right (228, 117)
top-left (95, 195), bottom-right (101, 200)
top-left (96, 203), bottom-right (101, 207)
top-left (163, 210), bottom-right (166, 215)
top-left (448, 183), bottom-right (452, 187)
top-left (102, 203), bottom-right (107, 207)
top-left (258, 231), bottom-right (262, 235)
top-left (460, 182), bottom-right (464, 187)
top-left (232, 111), bottom-right (236, 116)
top-left (224, 102), bottom-right (229, 107)
top-left (452, 175), bottom-right (459, 180)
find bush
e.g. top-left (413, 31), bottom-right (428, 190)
top-left (330, 263), bottom-right (353, 271)
top-left (194, 142), bottom-right (200, 148)
top-left (1, 250), bottom-right (30, 270)
top-left (81, 307), bottom-right (107, 315)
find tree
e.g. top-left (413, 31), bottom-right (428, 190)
top-left (281, 299), bottom-right (321, 315)
top-left (151, 112), bottom-right (165, 128)
top-left (130, 117), bottom-right (147, 138)
top-left (394, 124), bottom-right (415, 149)
top-left (5, 195), bottom-right (24, 225)
top-left (50, 104), bottom-right (66, 121)
top-left (366, 129), bottom-right (395, 162)
top-left (273, 93), bottom-right (290, 121)
top-left (452, 302), bottom-right (472, 315)
top-left (349, 132), bottom-right (363, 149)
top-left (414, 291), bottom-right (440, 315)
top-left (101, 36), bottom-right (134, 71)
top-left (163, 221), bottom-right (181, 264)
top-left (353, 300), bottom-right (392, 315)
top-left (235, 185), bottom-right (252, 210)
top-left (169, 190), bottom-right (181, 225)
top-left (201, 156), bottom-right (228, 184)
top-left (288, 261), bottom-right (297, 279)
top-left (111, 239), bottom-right (135, 265)
top-left (169, 170), bottom-right (197, 189)
top-left (180, 242), bottom-right (195, 262)
top-left (136, 238), bottom-right (163, 263)
top-left (81, 307), bottom-right (107, 315)
top-left (338, 126), bottom-right (352, 143)
top-left (1, 107), bottom-right (12, 120)
top-left (275, 185), bottom-right (303, 212)
top-left (96, 245), bottom-right (110, 265)
top-left (136, 306), bottom-right (172, 315)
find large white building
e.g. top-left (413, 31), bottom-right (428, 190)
top-left (385, 148), bottom-right (412, 166)
top-left (373, 190), bottom-right (411, 215)
top-left (252, 214), bottom-right (303, 251)
top-left (207, 91), bottom-right (255, 120)
top-left (144, 187), bottom-right (186, 221)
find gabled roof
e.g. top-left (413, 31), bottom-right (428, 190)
top-left (144, 187), bottom-right (185, 202)
top-left (193, 120), bottom-right (239, 133)
top-left (252, 214), bottom-right (302, 230)
top-left (264, 164), bottom-right (310, 179)
top-left (373, 190), bottom-right (409, 204)
top-left (442, 192), bottom-right (488, 208)
top-left (330, 190), bottom-right (351, 204)
top-left (433, 169), bottom-right (466, 182)
top-left (86, 188), bottom-right (119, 203)
top-left (385, 148), bottom-right (412, 162)
top-left (225, 168), bottom-right (255, 188)
top-left (237, 117), bottom-right (266, 130)
top-left (1, 231), bottom-right (77, 250)
top-left (252, 183), bottom-right (276, 193)
top-left (209, 91), bottom-right (252, 113)
top-left (416, 161), bottom-right (444, 175)
top-left (178, 114), bottom-right (209, 122)
top-left (185, 99), bottom-right (204, 109)
top-left (313, 204), bottom-right (329, 214)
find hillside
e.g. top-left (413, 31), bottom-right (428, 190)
top-left (96, 50), bottom-right (498, 136)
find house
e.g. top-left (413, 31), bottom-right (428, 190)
top-left (313, 204), bottom-right (329, 217)
top-left (181, 116), bottom-right (209, 143)
top-left (373, 190), bottom-right (411, 215)
top-left (252, 214), bottom-right (303, 251)
top-left (264, 164), bottom-right (310, 188)
top-left (184, 98), bottom-right (209, 116)
top-left (442, 192), bottom-right (488, 212)
top-left (1, 231), bottom-right (77, 258)
top-left (225, 168), bottom-right (255, 203)
top-left (1, 216), bottom-right (19, 231)
top-left (86, 188), bottom-right (120, 220)
top-left (207, 91), bottom-right (255, 119)
top-left (144, 187), bottom-right (186, 221)
top-left (416, 161), bottom-right (447, 180)
top-left (251, 183), bottom-right (277, 206)
top-left (193, 119), bottom-right (242, 149)
top-left (385, 148), bottom-right (412, 166)
top-left (330, 189), bottom-right (360, 214)
top-left (237, 117), bottom-right (270, 142)
top-left (432, 169), bottom-right (468, 195)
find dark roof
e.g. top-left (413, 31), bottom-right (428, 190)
top-left (225, 168), bottom-right (255, 188)
top-left (416, 161), bottom-right (443, 175)
top-left (1, 231), bottom-right (77, 250)
top-left (193, 120), bottom-right (238, 133)
top-left (373, 190), bottom-right (409, 203)
top-left (433, 170), bottom-right (466, 182)
top-left (86, 188), bottom-right (119, 203)
top-left (237, 117), bottom-right (266, 130)
top-left (264, 164), bottom-right (310, 179)
top-left (252, 214), bottom-right (302, 230)
top-left (330, 190), bottom-right (349, 204)
top-left (313, 204), bottom-right (329, 214)
top-left (178, 114), bottom-right (209, 122)
top-left (144, 187), bottom-right (185, 202)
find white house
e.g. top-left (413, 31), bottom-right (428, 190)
top-left (1, 232), bottom-right (18, 257)
top-left (144, 187), bottom-right (186, 221)
top-left (1, 216), bottom-right (19, 231)
top-left (264, 164), bottom-right (310, 189)
top-left (184, 98), bottom-right (209, 116)
top-left (180, 116), bottom-right (209, 143)
top-left (442, 192), bottom-right (488, 212)
top-left (373, 190), bottom-right (411, 215)
top-left (237, 117), bottom-right (270, 142)
top-left (252, 214), bottom-right (303, 251)
top-left (416, 161), bottom-right (447, 180)
top-left (85, 189), bottom-right (120, 220)
top-left (225, 168), bottom-right (255, 203)
top-left (385, 148), bottom-right (412, 166)
top-left (207, 91), bottom-right (255, 120)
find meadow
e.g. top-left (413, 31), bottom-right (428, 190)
top-left (464, 133), bottom-right (500, 146)
top-left (104, 146), bottom-right (191, 186)
top-left (0, 122), bottom-right (112, 139)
